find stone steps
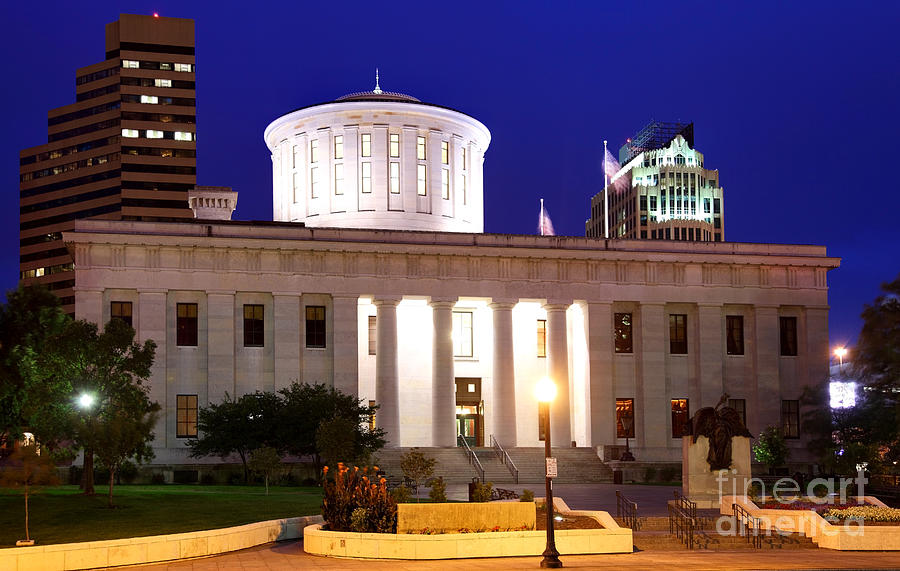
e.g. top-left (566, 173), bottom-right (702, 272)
top-left (627, 516), bottom-right (818, 551)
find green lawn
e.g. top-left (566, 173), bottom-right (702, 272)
top-left (0, 485), bottom-right (322, 547)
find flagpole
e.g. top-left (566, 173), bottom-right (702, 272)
top-left (540, 198), bottom-right (545, 236)
top-left (603, 140), bottom-right (609, 239)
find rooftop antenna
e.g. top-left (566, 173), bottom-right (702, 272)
top-left (373, 68), bottom-right (382, 94)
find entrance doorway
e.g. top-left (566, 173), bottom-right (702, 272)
top-left (455, 377), bottom-right (484, 447)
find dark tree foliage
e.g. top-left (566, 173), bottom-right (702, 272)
top-left (854, 274), bottom-right (900, 393)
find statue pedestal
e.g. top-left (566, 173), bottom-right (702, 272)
top-left (682, 436), bottom-right (751, 508)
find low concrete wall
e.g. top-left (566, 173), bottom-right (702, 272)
top-left (0, 515), bottom-right (323, 571)
top-left (397, 501), bottom-right (535, 533)
top-left (720, 495), bottom-right (900, 550)
top-left (305, 497), bottom-right (632, 559)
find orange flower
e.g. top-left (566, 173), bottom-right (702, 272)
top-left (323, 466), bottom-right (329, 473)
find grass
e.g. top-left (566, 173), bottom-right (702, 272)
top-left (0, 484), bottom-right (322, 547)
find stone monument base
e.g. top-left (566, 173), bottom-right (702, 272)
top-left (682, 435), bottom-right (751, 508)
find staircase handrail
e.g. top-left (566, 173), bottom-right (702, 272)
top-left (458, 434), bottom-right (485, 482)
top-left (489, 435), bottom-right (520, 484)
top-left (615, 490), bottom-right (641, 531)
top-left (667, 499), bottom-right (696, 549)
top-left (733, 502), bottom-right (762, 548)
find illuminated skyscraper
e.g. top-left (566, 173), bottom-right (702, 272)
top-left (586, 122), bottom-right (724, 242)
top-left (19, 14), bottom-right (196, 311)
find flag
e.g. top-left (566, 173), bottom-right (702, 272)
top-left (538, 201), bottom-right (555, 236)
top-left (604, 147), bottom-right (621, 181)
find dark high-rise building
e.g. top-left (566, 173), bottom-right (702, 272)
top-left (19, 14), bottom-right (196, 311)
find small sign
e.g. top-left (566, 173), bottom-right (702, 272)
top-left (546, 457), bottom-right (558, 478)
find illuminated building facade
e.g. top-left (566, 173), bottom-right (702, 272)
top-left (19, 14), bottom-right (196, 312)
top-left (586, 122), bottom-right (725, 243)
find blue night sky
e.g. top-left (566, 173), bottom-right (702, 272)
top-left (3, 1), bottom-right (898, 350)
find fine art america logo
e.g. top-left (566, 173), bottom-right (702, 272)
top-left (712, 469), bottom-right (886, 537)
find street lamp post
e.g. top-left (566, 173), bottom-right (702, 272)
top-left (535, 377), bottom-right (562, 568)
top-left (834, 347), bottom-right (847, 375)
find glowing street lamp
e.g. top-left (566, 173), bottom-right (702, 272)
top-left (534, 377), bottom-right (562, 568)
top-left (834, 347), bottom-right (847, 374)
top-left (78, 393), bottom-right (95, 409)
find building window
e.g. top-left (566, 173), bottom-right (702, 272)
top-left (538, 403), bottom-right (548, 441)
top-left (616, 398), bottom-right (635, 438)
top-left (122, 59), bottom-right (139, 68)
top-left (176, 303), bottom-right (198, 346)
top-left (174, 63), bottom-right (192, 72)
top-left (726, 315), bottom-right (744, 355)
top-left (243, 304), bottom-right (264, 347)
top-left (614, 312), bottom-right (633, 353)
top-left (110, 301), bottom-right (133, 327)
top-left (441, 141), bottom-right (449, 165)
top-left (305, 306), bottom-right (326, 348)
top-left (146, 130), bottom-right (164, 139)
top-left (537, 319), bottom-right (547, 358)
top-left (361, 162), bottom-right (372, 193)
top-left (728, 398), bottom-right (747, 428)
top-left (671, 398), bottom-right (689, 438)
top-left (292, 172), bottom-right (299, 202)
top-left (461, 147), bottom-right (467, 170)
top-left (390, 162), bottom-right (400, 194)
top-left (452, 311), bottom-right (473, 357)
top-left (334, 135), bottom-right (343, 159)
top-left (368, 399), bottom-right (376, 431)
top-left (368, 315), bottom-right (376, 355)
top-left (361, 133), bottom-right (371, 157)
top-left (174, 131), bottom-right (193, 141)
top-left (441, 168), bottom-right (449, 199)
top-left (780, 316), bottom-right (798, 356)
top-left (176, 394), bottom-right (198, 438)
top-left (310, 166), bottom-right (319, 198)
top-left (389, 133), bottom-right (400, 158)
top-left (310, 139), bottom-right (319, 163)
top-left (291, 145), bottom-right (298, 169)
top-left (417, 164), bottom-right (426, 196)
top-left (140, 95), bottom-right (158, 104)
top-left (416, 136), bottom-right (426, 160)
top-left (781, 400), bottom-right (799, 438)
top-left (669, 314), bottom-right (687, 354)
top-left (154, 78), bottom-right (172, 88)
top-left (334, 164), bottom-right (344, 195)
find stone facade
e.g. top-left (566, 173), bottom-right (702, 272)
top-left (66, 219), bottom-right (838, 465)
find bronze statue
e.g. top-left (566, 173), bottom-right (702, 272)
top-left (683, 394), bottom-right (752, 471)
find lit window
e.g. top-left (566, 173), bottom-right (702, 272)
top-left (361, 133), bottom-right (371, 157)
top-left (154, 78), bottom-right (172, 88)
top-left (310, 166), bottom-right (319, 198)
top-left (306, 306), bottom-right (326, 348)
top-left (174, 63), bottom-right (192, 72)
top-left (441, 141), bottom-right (449, 165)
top-left (452, 311), bottom-right (473, 357)
top-left (537, 319), bottom-right (546, 358)
top-left (243, 304), bottom-right (264, 347)
top-left (146, 130), bottom-right (164, 139)
top-left (390, 162), bottom-right (400, 194)
top-left (310, 139), bottom-right (319, 163)
top-left (671, 399), bottom-right (689, 438)
top-left (461, 147), bottom-right (467, 170)
top-left (361, 162), bottom-right (372, 193)
top-left (174, 131), bottom-right (193, 141)
top-left (111, 301), bottom-right (133, 327)
top-left (176, 303), bottom-right (198, 347)
top-left (140, 95), bottom-right (158, 104)
top-left (417, 164), bottom-right (426, 196)
top-left (334, 135), bottom-right (343, 159)
top-left (614, 313), bottom-right (633, 353)
top-left (441, 168), bottom-right (449, 199)
top-left (334, 163), bottom-right (344, 195)
top-left (122, 129), bottom-right (139, 138)
top-left (368, 315), bottom-right (376, 355)
top-left (616, 398), bottom-right (635, 438)
top-left (417, 136), bottom-right (426, 160)
top-left (122, 59), bottom-right (139, 68)
top-left (389, 134), bottom-right (399, 158)
top-left (176, 394), bottom-right (198, 438)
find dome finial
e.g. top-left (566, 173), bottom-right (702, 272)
top-left (373, 68), bottom-right (382, 94)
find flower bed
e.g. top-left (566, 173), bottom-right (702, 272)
top-left (754, 499), bottom-right (867, 513)
top-left (823, 506), bottom-right (900, 523)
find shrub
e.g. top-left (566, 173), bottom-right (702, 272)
top-left (150, 472), bottom-right (166, 484)
top-left (321, 463), bottom-right (397, 533)
top-left (227, 472), bottom-right (243, 485)
top-left (400, 449), bottom-right (436, 502)
top-left (471, 481), bottom-right (493, 502)
top-left (200, 472), bottom-right (216, 485)
top-left (118, 461), bottom-right (139, 484)
top-left (643, 467), bottom-right (657, 483)
top-left (659, 467), bottom-right (679, 482)
top-left (428, 476), bottom-right (447, 503)
top-left (391, 485), bottom-right (413, 504)
top-left (520, 489), bottom-right (535, 502)
top-left (753, 426), bottom-right (789, 471)
top-left (812, 483), bottom-right (829, 498)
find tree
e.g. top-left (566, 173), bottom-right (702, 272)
top-left (752, 426), bottom-right (789, 473)
top-left (248, 446), bottom-right (282, 495)
top-left (0, 445), bottom-right (60, 544)
top-left (400, 448), bottom-right (436, 502)
top-left (62, 318), bottom-right (158, 496)
top-left (315, 416), bottom-right (359, 468)
top-left (187, 391), bottom-right (281, 483)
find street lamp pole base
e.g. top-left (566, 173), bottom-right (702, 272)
top-left (540, 552), bottom-right (563, 568)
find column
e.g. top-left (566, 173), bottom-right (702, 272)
top-left (332, 294), bottom-right (360, 397)
top-left (805, 307), bottom-right (830, 390)
top-left (431, 298), bottom-right (457, 447)
top-left (754, 306), bottom-right (780, 433)
top-left (586, 301), bottom-right (614, 446)
top-left (639, 303), bottom-right (666, 450)
top-left (490, 300), bottom-right (517, 446)
top-left (138, 290), bottom-right (168, 447)
top-left (272, 293), bottom-right (301, 391)
top-left (544, 302), bottom-right (572, 446)
top-left (698, 303), bottom-right (724, 407)
top-left (374, 296), bottom-right (401, 447)
top-left (207, 291), bottom-right (235, 404)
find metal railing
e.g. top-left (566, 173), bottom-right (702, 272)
top-left (733, 503), bottom-right (762, 548)
top-left (490, 435), bottom-right (519, 484)
top-left (615, 490), bottom-right (641, 531)
top-left (458, 434), bottom-right (485, 482)
top-left (667, 498), bottom-right (696, 549)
